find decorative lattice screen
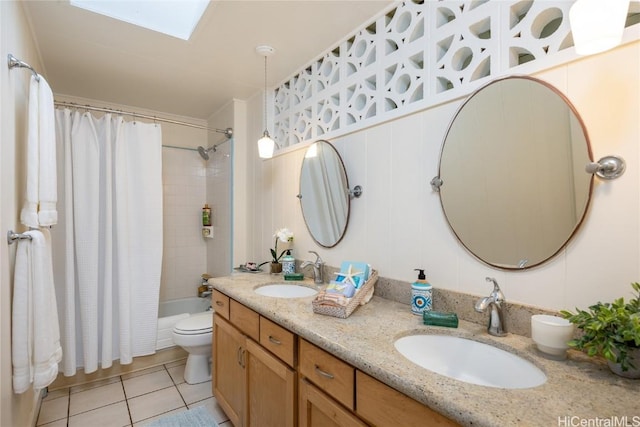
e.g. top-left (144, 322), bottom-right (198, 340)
top-left (273, 0), bottom-right (599, 147)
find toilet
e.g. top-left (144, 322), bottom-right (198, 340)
top-left (172, 311), bottom-right (214, 384)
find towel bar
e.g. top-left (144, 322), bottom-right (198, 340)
top-left (7, 230), bottom-right (32, 245)
top-left (7, 54), bottom-right (40, 82)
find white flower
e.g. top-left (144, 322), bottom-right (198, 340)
top-left (274, 228), bottom-right (294, 243)
top-left (269, 228), bottom-right (294, 263)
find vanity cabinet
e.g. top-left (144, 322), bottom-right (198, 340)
top-left (212, 298), bottom-right (296, 427)
top-left (213, 293), bottom-right (456, 427)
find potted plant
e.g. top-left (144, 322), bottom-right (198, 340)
top-left (260, 228), bottom-right (294, 274)
top-left (560, 282), bottom-right (640, 379)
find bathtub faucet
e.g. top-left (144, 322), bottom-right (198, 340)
top-left (198, 283), bottom-right (213, 298)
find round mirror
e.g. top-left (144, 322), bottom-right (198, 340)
top-left (299, 140), bottom-right (350, 247)
top-left (437, 76), bottom-right (593, 270)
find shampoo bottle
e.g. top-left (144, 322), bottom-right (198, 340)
top-left (282, 250), bottom-right (295, 275)
top-left (411, 269), bottom-right (432, 315)
top-left (202, 204), bottom-right (212, 226)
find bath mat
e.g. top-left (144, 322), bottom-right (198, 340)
top-left (144, 406), bottom-right (219, 427)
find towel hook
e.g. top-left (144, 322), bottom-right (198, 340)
top-left (7, 230), bottom-right (32, 245)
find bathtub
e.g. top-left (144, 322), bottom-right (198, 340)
top-left (156, 296), bottom-right (212, 350)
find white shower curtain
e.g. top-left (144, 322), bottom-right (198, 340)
top-left (52, 109), bottom-right (163, 376)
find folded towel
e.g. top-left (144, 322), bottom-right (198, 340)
top-left (32, 229), bottom-right (62, 389)
top-left (37, 77), bottom-right (57, 226)
top-left (314, 290), bottom-right (349, 307)
top-left (20, 75), bottom-right (57, 227)
top-left (12, 229), bottom-right (62, 393)
top-left (12, 234), bottom-right (33, 393)
top-left (20, 76), bottom-right (40, 228)
top-left (326, 281), bottom-right (356, 298)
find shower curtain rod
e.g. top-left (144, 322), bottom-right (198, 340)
top-left (54, 101), bottom-right (233, 138)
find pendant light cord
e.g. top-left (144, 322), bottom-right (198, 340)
top-left (263, 55), bottom-right (268, 136)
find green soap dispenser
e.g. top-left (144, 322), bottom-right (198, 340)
top-left (411, 269), bottom-right (432, 315)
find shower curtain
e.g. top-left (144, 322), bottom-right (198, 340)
top-left (52, 109), bottom-right (163, 376)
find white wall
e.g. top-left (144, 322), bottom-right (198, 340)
top-left (246, 40), bottom-right (640, 312)
top-left (0, 2), bottom-right (45, 425)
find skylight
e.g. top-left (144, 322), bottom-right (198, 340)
top-left (70, 0), bottom-right (210, 40)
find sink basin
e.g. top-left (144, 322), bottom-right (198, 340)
top-left (254, 284), bottom-right (318, 298)
top-left (394, 335), bottom-right (546, 389)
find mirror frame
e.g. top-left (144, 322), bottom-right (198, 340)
top-left (436, 75), bottom-right (594, 270)
top-left (298, 140), bottom-right (351, 248)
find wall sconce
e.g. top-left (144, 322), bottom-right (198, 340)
top-left (256, 45), bottom-right (280, 159)
top-left (570, 0), bottom-right (630, 55)
top-left (585, 155), bottom-right (626, 180)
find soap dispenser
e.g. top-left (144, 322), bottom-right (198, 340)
top-left (282, 250), bottom-right (295, 275)
top-left (411, 269), bottom-right (432, 315)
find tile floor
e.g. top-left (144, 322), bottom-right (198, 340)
top-left (36, 359), bottom-right (232, 427)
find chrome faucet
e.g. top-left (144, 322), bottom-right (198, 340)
top-left (300, 251), bottom-right (324, 284)
top-left (474, 277), bottom-right (507, 337)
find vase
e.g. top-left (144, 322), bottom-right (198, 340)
top-left (607, 347), bottom-right (640, 379)
top-left (270, 262), bottom-right (282, 274)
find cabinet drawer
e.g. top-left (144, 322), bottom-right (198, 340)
top-left (260, 317), bottom-right (296, 368)
top-left (230, 299), bottom-right (260, 342)
top-left (356, 371), bottom-right (459, 427)
top-left (299, 339), bottom-right (355, 410)
top-left (212, 290), bottom-right (230, 320)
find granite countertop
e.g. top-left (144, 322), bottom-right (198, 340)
top-left (210, 272), bottom-right (639, 427)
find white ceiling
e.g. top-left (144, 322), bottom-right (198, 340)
top-left (23, 0), bottom-right (393, 120)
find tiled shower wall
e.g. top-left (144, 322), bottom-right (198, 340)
top-left (160, 147), bottom-right (208, 302)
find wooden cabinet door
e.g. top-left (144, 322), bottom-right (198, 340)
top-left (246, 339), bottom-right (296, 427)
top-left (299, 378), bottom-right (366, 427)
top-left (214, 315), bottom-right (246, 427)
top-left (356, 371), bottom-right (458, 427)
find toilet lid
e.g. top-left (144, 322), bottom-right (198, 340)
top-left (174, 312), bottom-right (213, 335)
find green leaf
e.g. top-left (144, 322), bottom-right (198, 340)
top-left (561, 282), bottom-right (640, 370)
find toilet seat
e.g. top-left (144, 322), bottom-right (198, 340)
top-left (173, 312), bottom-right (212, 335)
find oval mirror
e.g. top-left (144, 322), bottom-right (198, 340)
top-left (299, 140), bottom-right (350, 247)
top-left (436, 76), bottom-right (593, 270)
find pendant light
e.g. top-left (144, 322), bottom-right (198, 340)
top-left (256, 45), bottom-right (278, 159)
top-left (570, 0), bottom-right (630, 56)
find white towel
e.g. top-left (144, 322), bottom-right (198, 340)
top-left (20, 75), bottom-right (57, 227)
top-left (12, 229), bottom-right (62, 393)
top-left (37, 78), bottom-right (57, 226)
top-left (20, 76), bottom-right (40, 228)
top-left (12, 234), bottom-right (34, 393)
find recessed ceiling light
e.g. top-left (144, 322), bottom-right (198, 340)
top-left (70, 0), bottom-right (210, 40)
